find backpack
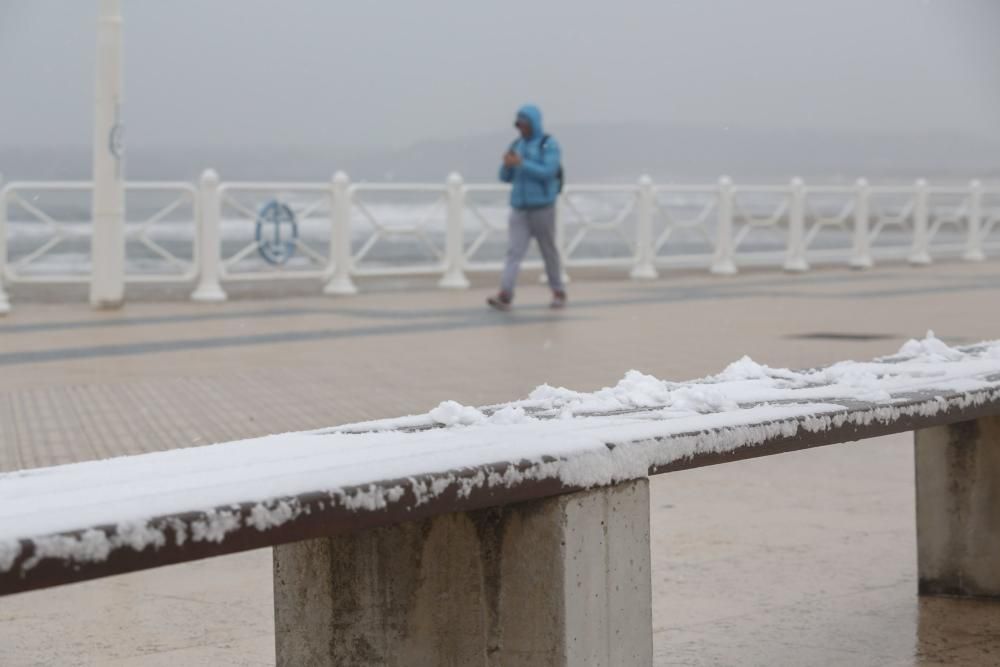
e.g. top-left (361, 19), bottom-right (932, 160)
top-left (510, 135), bottom-right (564, 193)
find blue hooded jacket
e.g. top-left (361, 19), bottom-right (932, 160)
top-left (499, 104), bottom-right (562, 210)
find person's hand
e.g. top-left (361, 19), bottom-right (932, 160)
top-left (503, 152), bottom-right (522, 168)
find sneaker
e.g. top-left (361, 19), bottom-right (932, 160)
top-left (550, 290), bottom-right (567, 309)
top-left (487, 291), bottom-right (512, 311)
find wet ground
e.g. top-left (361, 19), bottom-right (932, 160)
top-left (2, 262), bottom-right (1000, 665)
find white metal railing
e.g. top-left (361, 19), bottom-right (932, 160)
top-left (192, 174), bottom-right (337, 301)
top-left (979, 185), bottom-right (1000, 255)
top-left (560, 185), bottom-right (639, 270)
top-left (1, 181), bottom-right (93, 285)
top-left (349, 182), bottom-right (449, 277)
top-left (124, 182), bottom-right (199, 283)
top-left (644, 183), bottom-right (719, 278)
top-left (462, 183), bottom-right (511, 273)
top-left (0, 180), bottom-right (197, 294)
top-left (729, 183), bottom-right (795, 269)
top-left (2, 173), bottom-right (999, 313)
top-left (218, 183), bottom-right (330, 278)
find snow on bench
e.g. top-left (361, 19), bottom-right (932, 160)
top-left (4, 333), bottom-right (1000, 665)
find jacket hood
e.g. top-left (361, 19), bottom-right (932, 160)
top-left (516, 104), bottom-right (544, 139)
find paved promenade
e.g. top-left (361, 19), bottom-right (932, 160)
top-left (2, 263), bottom-right (1000, 665)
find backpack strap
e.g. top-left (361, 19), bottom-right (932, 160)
top-left (539, 135), bottom-right (564, 193)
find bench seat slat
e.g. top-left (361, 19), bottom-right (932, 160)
top-left (4, 336), bottom-right (1000, 596)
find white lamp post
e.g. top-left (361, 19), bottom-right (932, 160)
top-left (90, 0), bottom-right (125, 308)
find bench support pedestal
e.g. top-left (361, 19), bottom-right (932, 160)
top-left (273, 479), bottom-right (652, 667)
top-left (916, 417), bottom-right (1000, 597)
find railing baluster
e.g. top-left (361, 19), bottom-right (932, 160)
top-left (191, 169), bottom-right (227, 302)
top-left (0, 176), bottom-right (9, 315)
top-left (549, 192), bottom-right (571, 286)
top-left (438, 172), bottom-right (470, 289)
top-left (850, 178), bottom-right (873, 269)
top-left (630, 175), bottom-right (658, 280)
top-left (909, 178), bottom-right (932, 265)
top-left (323, 171), bottom-right (358, 295)
top-left (784, 177), bottom-right (808, 272)
top-left (711, 176), bottom-right (737, 275)
top-left (964, 179), bottom-right (985, 262)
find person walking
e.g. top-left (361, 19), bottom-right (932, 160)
top-left (488, 104), bottom-right (566, 311)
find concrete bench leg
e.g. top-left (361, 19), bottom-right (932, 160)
top-left (916, 417), bottom-right (1000, 597)
top-left (273, 479), bottom-right (652, 667)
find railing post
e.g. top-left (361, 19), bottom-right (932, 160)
top-left (438, 172), bottom-right (470, 289)
top-left (190, 169), bottom-right (227, 302)
top-left (630, 175), bottom-right (659, 280)
top-left (711, 176), bottom-right (737, 275)
top-left (0, 175), bottom-right (9, 315)
top-left (556, 195), bottom-right (570, 285)
top-left (784, 177), bottom-right (809, 272)
top-left (964, 179), bottom-right (985, 262)
top-left (541, 194), bottom-right (571, 285)
top-left (849, 178), bottom-right (873, 269)
top-left (323, 171), bottom-right (358, 295)
top-left (909, 178), bottom-right (932, 265)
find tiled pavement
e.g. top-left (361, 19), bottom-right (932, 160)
top-left (2, 263), bottom-right (1000, 665)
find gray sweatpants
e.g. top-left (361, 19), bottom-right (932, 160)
top-left (500, 205), bottom-right (564, 295)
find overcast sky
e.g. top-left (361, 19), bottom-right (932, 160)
top-left (1, 0), bottom-right (999, 151)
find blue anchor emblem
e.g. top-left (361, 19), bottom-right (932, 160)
top-left (255, 200), bottom-right (298, 265)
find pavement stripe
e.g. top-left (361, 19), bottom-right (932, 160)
top-left (0, 312), bottom-right (577, 366)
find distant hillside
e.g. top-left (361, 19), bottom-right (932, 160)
top-left (350, 124), bottom-right (1000, 183)
top-left (3, 123), bottom-right (998, 184)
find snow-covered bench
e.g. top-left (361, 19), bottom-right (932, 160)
top-left (3, 334), bottom-right (1000, 666)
